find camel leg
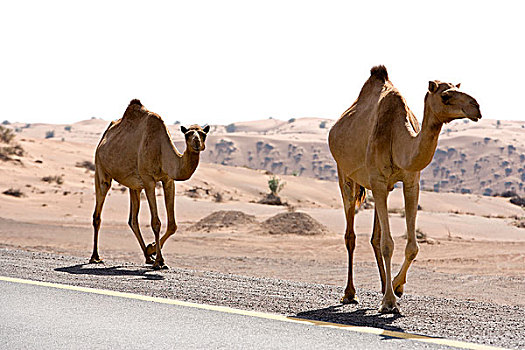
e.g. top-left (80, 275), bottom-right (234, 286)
top-left (371, 181), bottom-right (399, 313)
top-left (128, 189), bottom-right (154, 264)
top-left (143, 178), bottom-right (166, 270)
top-left (337, 170), bottom-right (358, 304)
top-left (160, 179), bottom-right (177, 247)
top-left (90, 171), bottom-right (112, 263)
top-left (393, 179), bottom-right (420, 298)
top-left (370, 209), bottom-right (386, 294)
top-left (146, 180), bottom-right (178, 255)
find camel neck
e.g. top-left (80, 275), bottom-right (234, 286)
top-left (176, 150), bottom-right (200, 180)
top-left (161, 137), bottom-right (200, 181)
top-left (399, 104), bottom-right (443, 172)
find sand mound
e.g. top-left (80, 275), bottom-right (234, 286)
top-left (263, 212), bottom-right (328, 235)
top-left (190, 210), bottom-right (258, 232)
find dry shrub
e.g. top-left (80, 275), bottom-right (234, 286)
top-left (3, 188), bottom-right (24, 197)
top-left (402, 228), bottom-right (437, 244)
top-left (214, 192), bottom-right (224, 203)
top-left (0, 125), bottom-right (24, 161)
top-left (42, 175), bottom-right (64, 185)
top-left (0, 126), bottom-right (15, 144)
top-left (388, 208), bottom-right (405, 217)
top-left (0, 145), bottom-right (24, 161)
top-left (510, 196), bottom-right (525, 207)
top-left (185, 185), bottom-right (218, 199)
top-left (259, 193), bottom-right (284, 205)
top-left (512, 219), bottom-right (525, 229)
top-left (75, 160), bottom-right (95, 171)
top-left (416, 228), bottom-right (426, 240)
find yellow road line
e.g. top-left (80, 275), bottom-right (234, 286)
top-left (0, 275), bottom-right (506, 350)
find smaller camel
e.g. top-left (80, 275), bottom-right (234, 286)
top-left (90, 99), bottom-right (209, 269)
top-left (329, 66), bottom-right (481, 313)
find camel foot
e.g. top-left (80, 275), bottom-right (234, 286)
top-left (146, 243), bottom-right (156, 257)
top-left (89, 256), bottom-right (104, 264)
top-left (379, 299), bottom-right (400, 314)
top-left (152, 261), bottom-right (168, 270)
top-left (145, 256), bottom-right (155, 265)
top-left (394, 284), bottom-right (404, 298)
top-left (392, 275), bottom-right (405, 298)
top-left (340, 295), bottom-right (359, 305)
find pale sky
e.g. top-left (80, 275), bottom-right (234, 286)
top-left (1, 1), bottom-right (523, 126)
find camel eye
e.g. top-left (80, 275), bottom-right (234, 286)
top-left (441, 93), bottom-right (452, 105)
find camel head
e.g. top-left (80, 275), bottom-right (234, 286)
top-left (180, 124), bottom-right (210, 153)
top-left (425, 81), bottom-right (482, 124)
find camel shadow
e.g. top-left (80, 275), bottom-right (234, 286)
top-left (293, 305), bottom-right (404, 339)
top-left (54, 264), bottom-right (164, 281)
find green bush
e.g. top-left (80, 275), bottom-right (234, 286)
top-left (268, 175), bottom-right (285, 195)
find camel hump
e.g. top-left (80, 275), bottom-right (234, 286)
top-left (370, 65), bottom-right (388, 82)
top-left (128, 99), bottom-right (142, 107)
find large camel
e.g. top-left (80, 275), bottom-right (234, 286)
top-left (90, 99), bottom-right (209, 269)
top-left (328, 66), bottom-right (481, 313)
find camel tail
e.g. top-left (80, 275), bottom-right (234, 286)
top-left (356, 185), bottom-right (366, 208)
top-left (370, 65), bottom-right (388, 82)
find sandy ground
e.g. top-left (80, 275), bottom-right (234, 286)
top-left (1, 130), bottom-right (524, 309)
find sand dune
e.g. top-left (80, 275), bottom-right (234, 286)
top-left (12, 116), bottom-right (524, 196)
top-left (0, 131), bottom-right (522, 242)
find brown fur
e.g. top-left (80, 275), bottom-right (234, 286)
top-left (328, 66), bottom-right (481, 313)
top-left (90, 100), bottom-right (209, 269)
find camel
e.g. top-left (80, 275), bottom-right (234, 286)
top-left (90, 99), bottom-right (209, 269)
top-left (328, 66), bottom-right (481, 313)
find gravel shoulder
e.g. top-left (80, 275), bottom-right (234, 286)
top-left (1, 247), bottom-right (523, 349)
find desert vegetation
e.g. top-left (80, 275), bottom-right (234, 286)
top-left (2, 188), bottom-right (24, 197)
top-left (225, 123), bottom-right (236, 133)
top-left (259, 175), bottom-right (286, 205)
top-left (75, 160), bottom-right (95, 171)
top-left (0, 125), bottom-right (24, 161)
top-left (41, 175), bottom-right (64, 185)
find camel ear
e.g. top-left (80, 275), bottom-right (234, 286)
top-left (180, 126), bottom-right (188, 134)
top-left (455, 83), bottom-right (461, 89)
top-left (428, 81), bottom-right (439, 93)
top-left (202, 125), bottom-right (210, 134)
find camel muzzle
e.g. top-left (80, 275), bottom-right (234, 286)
top-left (468, 110), bottom-right (482, 122)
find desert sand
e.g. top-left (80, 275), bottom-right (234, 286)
top-left (0, 118), bottom-right (524, 307)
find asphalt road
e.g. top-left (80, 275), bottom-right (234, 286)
top-left (1, 280), bottom-right (457, 350)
